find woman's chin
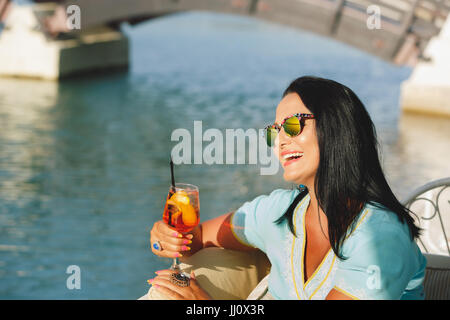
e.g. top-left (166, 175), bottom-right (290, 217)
top-left (283, 171), bottom-right (302, 184)
top-left (282, 169), bottom-right (312, 187)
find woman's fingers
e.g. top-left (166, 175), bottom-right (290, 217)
top-left (156, 221), bottom-right (183, 238)
top-left (154, 269), bottom-right (174, 276)
top-left (148, 270), bottom-right (184, 300)
top-left (151, 234), bottom-right (191, 257)
top-left (149, 270), bottom-right (211, 300)
top-left (150, 221), bottom-right (192, 258)
top-left (153, 269), bottom-right (200, 289)
top-left (156, 224), bottom-right (192, 248)
top-left (152, 276), bottom-right (191, 300)
top-left (152, 282), bottom-right (185, 300)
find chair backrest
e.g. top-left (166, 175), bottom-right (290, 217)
top-left (422, 253), bottom-right (450, 300)
top-left (402, 177), bottom-right (450, 256)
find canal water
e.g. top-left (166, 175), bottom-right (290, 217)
top-left (0, 12), bottom-right (449, 299)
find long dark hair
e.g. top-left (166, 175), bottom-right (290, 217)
top-left (275, 76), bottom-right (421, 260)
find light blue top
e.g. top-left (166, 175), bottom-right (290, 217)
top-left (231, 188), bottom-right (427, 300)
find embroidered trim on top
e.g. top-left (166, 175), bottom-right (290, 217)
top-left (333, 285), bottom-right (362, 300)
top-left (290, 194), bottom-right (310, 300)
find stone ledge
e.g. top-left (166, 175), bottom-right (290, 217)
top-left (400, 81), bottom-right (450, 118)
top-left (0, 4), bottom-right (129, 80)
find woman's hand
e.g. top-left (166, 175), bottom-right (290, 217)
top-left (150, 220), bottom-right (202, 259)
top-left (149, 270), bottom-right (212, 300)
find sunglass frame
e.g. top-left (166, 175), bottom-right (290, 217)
top-left (264, 113), bottom-right (315, 138)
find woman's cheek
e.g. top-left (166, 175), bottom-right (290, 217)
top-left (273, 138), bottom-right (280, 161)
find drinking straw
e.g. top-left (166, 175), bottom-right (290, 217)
top-left (168, 156), bottom-right (176, 227)
top-left (170, 156), bottom-right (176, 192)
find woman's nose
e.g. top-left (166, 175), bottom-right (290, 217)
top-left (277, 127), bottom-right (290, 147)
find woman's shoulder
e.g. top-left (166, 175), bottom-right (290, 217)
top-left (344, 202), bottom-right (418, 252)
top-left (340, 202), bottom-right (426, 289)
top-left (263, 188), bottom-right (302, 211)
top-left (360, 202), bottom-right (411, 233)
top-left (238, 187), bottom-right (301, 219)
top-left (265, 187), bottom-right (301, 201)
top-left (246, 187), bottom-right (300, 205)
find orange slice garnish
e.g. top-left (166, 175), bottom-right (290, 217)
top-left (180, 203), bottom-right (197, 227)
top-left (170, 190), bottom-right (190, 205)
top-left (167, 191), bottom-right (197, 227)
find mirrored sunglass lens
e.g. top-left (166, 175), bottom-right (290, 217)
top-left (266, 128), bottom-right (277, 146)
top-left (283, 116), bottom-right (301, 137)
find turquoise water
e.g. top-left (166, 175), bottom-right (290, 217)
top-left (0, 12), bottom-right (449, 299)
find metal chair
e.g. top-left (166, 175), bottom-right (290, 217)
top-left (402, 177), bottom-right (450, 256)
top-left (402, 177), bottom-right (450, 300)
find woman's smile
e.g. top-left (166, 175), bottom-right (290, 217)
top-left (281, 150), bottom-right (304, 167)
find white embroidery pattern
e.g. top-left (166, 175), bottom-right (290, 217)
top-left (334, 275), bottom-right (370, 300)
top-left (278, 194), bottom-right (310, 299)
top-left (305, 253), bottom-right (336, 300)
top-left (280, 228), bottom-right (299, 299)
top-left (287, 194), bottom-right (310, 300)
top-left (330, 208), bottom-right (374, 300)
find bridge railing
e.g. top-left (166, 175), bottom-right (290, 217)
top-left (32, 0), bottom-right (450, 63)
top-left (319, 0), bottom-right (450, 57)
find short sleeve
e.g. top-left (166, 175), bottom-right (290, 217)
top-left (230, 189), bottom-right (298, 252)
top-left (333, 217), bottom-right (423, 300)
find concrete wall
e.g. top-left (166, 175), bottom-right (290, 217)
top-left (0, 3), bottom-right (129, 80)
top-left (400, 16), bottom-right (450, 117)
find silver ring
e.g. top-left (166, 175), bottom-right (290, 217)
top-left (170, 272), bottom-right (190, 287)
top-left (152, 240), bottom-right (162, 251)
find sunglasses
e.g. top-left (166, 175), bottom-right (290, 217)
top-left (264, 113), bottom-right (315, 147)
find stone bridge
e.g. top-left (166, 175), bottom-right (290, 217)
top-left (0, 0), bottom-right (449, 115)
top-left (34, 0), bottom-right (450, 64)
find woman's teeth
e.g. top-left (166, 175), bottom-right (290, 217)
top-left (283, 152), bottom-right (303, 160)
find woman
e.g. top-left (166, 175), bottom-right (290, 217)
top-left (148, 76), bottom-right (426, 300)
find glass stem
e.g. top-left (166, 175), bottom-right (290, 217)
top-left (171, 257), bottom-right (180, 271)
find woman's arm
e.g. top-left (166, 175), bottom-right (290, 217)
top-left (182, 212), bottom-right (256, 260)
top-left (150, 212), bottom-right (256, 260)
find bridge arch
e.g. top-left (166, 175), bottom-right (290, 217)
top-left (49, 0), bottom-right (450, 65)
